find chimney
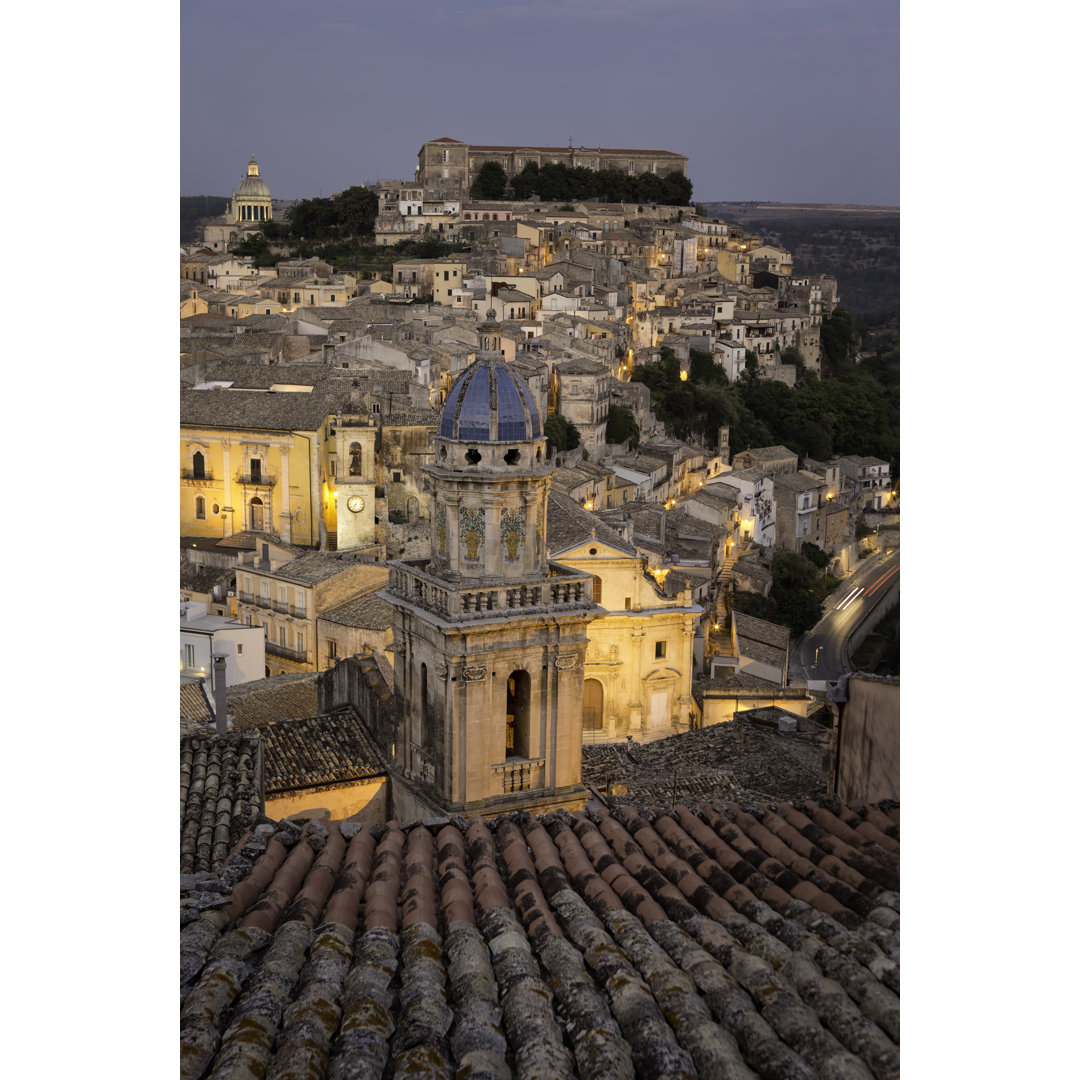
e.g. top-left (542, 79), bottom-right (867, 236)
top-left (212, 653), bottom-right (228, 734)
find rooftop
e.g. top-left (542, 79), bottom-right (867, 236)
top-left (254, 709), bottom-right (386, 796)
top-left (180, 731), bottom-right (264, 874)
top-left (180, 785), bottom-right (899, 1079)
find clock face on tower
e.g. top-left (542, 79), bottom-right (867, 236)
top-left (346, 495), bottom-right (365, 513)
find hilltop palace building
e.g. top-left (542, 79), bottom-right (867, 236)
top-left (416, 137), bottom-right (688, 198)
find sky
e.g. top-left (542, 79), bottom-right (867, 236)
top-left (181, 0), bottom-right (899, 205)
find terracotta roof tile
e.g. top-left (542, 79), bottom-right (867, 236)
top-left (182, 792), bottom-right (899, 1078)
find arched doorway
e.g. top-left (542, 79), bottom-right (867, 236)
top-left (250, 497), bottom-right (264, 531)
top-left (505, 670), bottom-right (531, 758)
top-left (583, 679), bottom-right (603, 731)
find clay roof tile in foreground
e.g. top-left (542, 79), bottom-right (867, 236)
top-left (181, 792), bottom-right (899, 1078)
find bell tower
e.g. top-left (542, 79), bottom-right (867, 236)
top-left (383, 355), bottom-right (600, 819)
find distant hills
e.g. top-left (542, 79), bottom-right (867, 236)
top-left (700, 202), bottom-right (899, 327)
top-left (180, 195), bottom-right (229, 244)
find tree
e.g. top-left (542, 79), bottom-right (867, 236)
top-left (334, 185), bottom-right (378, 236)
top-left (800, 542), bottom-right (829, 570)
top-left (606, 405), bottom-right (640, 449)
top-left (544, 415), bottom-right (581, 452)
top-left (471, 161), bottom-right (508, 200)
top-left (509, 160), bottom-right (540, 200)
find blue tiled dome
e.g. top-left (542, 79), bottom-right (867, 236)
top-left (438, 357), bottom-right (542, 442)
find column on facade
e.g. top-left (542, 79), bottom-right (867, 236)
top-left (279, 439), bottom-right (291, 544)
top-left (627, 626), bottom-right (646, 736)
top-left (550, 647), bottom-right (584, 790)
top-left (221, 440), bottom-right (233, 537)
top-left (678, 622), bottom-right (695, 729)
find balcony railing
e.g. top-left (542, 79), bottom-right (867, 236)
top-left (272, 600), bottom-right (289, 614)
top-left (265, 642), bottom-right (310, 664)
top-left (387, 561), bottom-right (595, 622)
top-left (234, 469), bottom-right (278, 487)
top-left (237, 590), bottom-right (254, 604)
top-left (290, 604), bottom-right (308, 618)
top-left (492, 757), bottom-right (545, 793)
top-left (181, 468), bottom-right (217, 483)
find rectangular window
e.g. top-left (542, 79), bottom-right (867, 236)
top-left (237, 644), bottom-right (243, 655)
top-left (296, 592), bottom-right (306, 612)
top-left (184, 644), bottom-right (195, 668)
top-left (330, 459), bottom-right (336, 476)
top-left (393, 471), bottom-right (402, 482)
top-left (328, 640), bottom-right (338, 660)
top-left (279, 628), bottom-right (286, 647)
top-left (261, 582), bottom-right (269, 599)
top-left (296, 631), bottom-right (304, 653)
top-left (655, 641), bottom-right (667, 659)
top-left (625, 598), bottom-right (632, 610)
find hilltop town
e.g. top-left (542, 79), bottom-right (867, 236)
top-left (180, 140), bottom-right (900, 1080)
top-left (181, 138), bottom-right (898, 810)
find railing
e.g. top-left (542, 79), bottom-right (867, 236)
top-left (387, 561), bottom-right (595, 621)
top-left (181, 468), bottom-right (215, 481)
top-left (265, 642), bottom-right (310, 664)
top-left (492, 757), bottom-right (545, 793)
top-left (237, 590), bottom-right (254, 604)
top-left (254, 594), bottom-right (272, 609)
top-left (234, 470), bottom-right (278, 486)
top-left (272, 600), bottom-right (289, 614)
top-left (289, 604), bottom-right (308, 618)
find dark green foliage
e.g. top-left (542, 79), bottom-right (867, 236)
top-left (495, 160), bottom-right (693, 205)
top-left (229, 232), bottom-right (279, 267)
top-left (544, 415), bottom-right (581, 451)
top-left (180, 195), bottom-right (230, 243)
top-left (284, 186), bottom-right (378, 241)
top-left (730, 550), bottom-right (826, 636)
top-left (820, 307), bottom-right (858, 374)
top-left (632, 333), bottom-right (899, 476)
top-left (471, 161), bottom-right (509, 200)
top-left (606, 406), bottom-right (640, 449)
top-left (800, 542), bottom-right (829, 569)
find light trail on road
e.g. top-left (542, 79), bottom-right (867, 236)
top-left (863, 564), bottom-right (900, 599)
top-left (837, 587), bottom-right (864, 611)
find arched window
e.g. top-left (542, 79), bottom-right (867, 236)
top-left (194, 496), bottom-right (206, 520)
top-left (349, 442), bottom-right (362, 476)
top-left (192, 451), bottom-right (205, 479)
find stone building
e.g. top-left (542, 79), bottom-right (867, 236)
top-left (416, 137), bottom-right (688, 194)
top-left (382, 354), bottom-right (602, 819)
top-left (201, 155), bottom-right (274, 251)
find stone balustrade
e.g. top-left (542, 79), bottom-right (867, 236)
top-left (491, 757), bottom-right (545, 793)
top-left (387, 561), bottom-right (594, 621)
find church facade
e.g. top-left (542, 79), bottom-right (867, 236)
top-left (382, 354), bottom-right (602, 819)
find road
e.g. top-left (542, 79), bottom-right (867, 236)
top-left (794, 548), bottom-right (899, 683)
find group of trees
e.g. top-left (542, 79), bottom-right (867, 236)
top-left (730, 548), bottom-right (832, 636)
top-left (269, 186), bottom-right (380, 242)
top-left (471, 160), bottom-right (693, 206)
top-left (629, 310), bottom-right (899, 477)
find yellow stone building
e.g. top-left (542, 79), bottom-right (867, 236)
top-left (546, 492), bottom-right (702, 743)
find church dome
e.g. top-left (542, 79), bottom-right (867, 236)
top-left (235, 157), bottom-right (271, 199)
top-left (438, 356), bottom-right (542, 443)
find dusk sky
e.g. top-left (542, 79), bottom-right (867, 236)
top-left (181, 0), bottom-right (898, 206)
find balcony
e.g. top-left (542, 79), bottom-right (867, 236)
top-left (181, 468), bottom-right (218, 484)
top-left (387, 561), bottom-right (596, 623)
top-left (272, 600), bottom-right (289, 614)
top-left (492, 757), bottom-right (545, 793)
top-left (234, 469), bottom-right (278, 487)
top-left (237, 590), bottom-right (254, 604)
top-left (265, 642), bottom-right (310, 664)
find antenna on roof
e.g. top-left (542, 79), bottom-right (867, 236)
top-left (568, 133), bottom-right (574, 150)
